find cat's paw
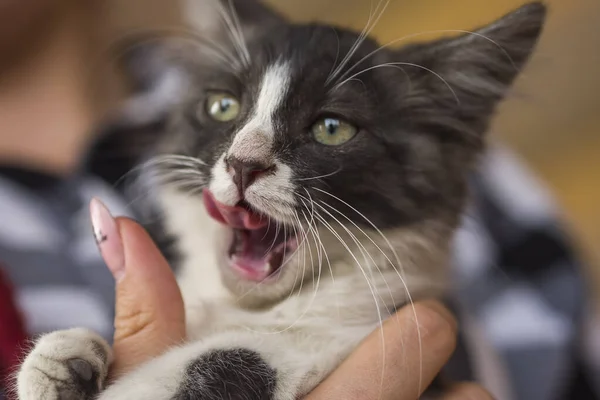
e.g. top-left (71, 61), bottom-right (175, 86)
top-left (17, 328), bottom-right (112, 400)
top-left (174, 348), bottom-right (278, 399)
top-left (97, 332), bottom-right (311, 400)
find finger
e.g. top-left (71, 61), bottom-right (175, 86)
top-left (90, 199), bottom-right (186, 376)
top-left (111, 217), bottom-right (187, 375)
top-left (440, 383), bottom-right (495, 400)
top-left (305, 300), bottom-right (457, 400)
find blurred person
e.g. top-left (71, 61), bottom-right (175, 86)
top-left (0, 0), bottom-right (130, 389)
top-left (0, 1), bottom-right (596, 400)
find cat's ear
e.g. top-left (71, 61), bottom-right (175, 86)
top-left (183, 0), bottom-right (286, 42)
top-left (394, 2), bottom-right (547, 128)
top-left (85, 39), bottom-right (182, 185)
top-left (86, 0), bottom-right (286, 184)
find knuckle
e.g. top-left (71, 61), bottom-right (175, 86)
top-left (114, 308), bottom-right (156, 340)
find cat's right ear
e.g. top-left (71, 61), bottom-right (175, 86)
top-left (390, 2), bottom-right (547, 140)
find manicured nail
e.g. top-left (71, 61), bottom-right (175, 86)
top-left (90, 198), bottom-right (125, 281)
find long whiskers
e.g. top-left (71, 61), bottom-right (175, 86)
top-left (307, 206), bottom-right (388, 394)
top-left (325, 0), bottom-right (391, 86)
top-left (311, 187), bottom-right (424, 394)
top-left (115, 27), bottom-right (241, 71)
top-left (333, 62), bottom-right (459, 105)
top-left (212, 0), bottom-right (251, 69)
top-left (238, 204), bottom-right (326, 333)
top-left (114, 154), bottom-right (207, 214)
top-left (113, 154), bottom-right (204, 188)
top-left (337, 29), bottom-right (517, 85)
top-left (296, 166), bottom-right (343, 182)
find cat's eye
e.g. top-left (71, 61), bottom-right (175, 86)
top-left (311, 118), bottom-right (358, 146)
top-left (205, 92), bottom-right (241, 122)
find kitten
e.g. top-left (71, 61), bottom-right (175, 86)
top-left (17, 1), bottom-right (546, 399)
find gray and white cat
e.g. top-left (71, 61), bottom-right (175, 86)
top-left (17, 1), bottom-right (546, 399)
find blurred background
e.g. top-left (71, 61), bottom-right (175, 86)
top-left (0, 2), bottom-right (597, 397)
top-left (107, 0), bottom-right (600, 298)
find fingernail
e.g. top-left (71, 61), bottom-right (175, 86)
top-left (90, 198), bottom-right (125, 281)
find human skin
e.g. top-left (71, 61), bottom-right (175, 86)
top-left (0, 0), bottom-right (116, 175)
top-left (92, 200), bottom-right (493, 400)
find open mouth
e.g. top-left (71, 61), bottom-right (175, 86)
top-left (203, 190), bottom-right (298, 282)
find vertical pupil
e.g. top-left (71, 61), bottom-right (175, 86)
top-left (325, 119), bottom-right (339, 135)
top-left (220, 99), bottom-right (230, 113)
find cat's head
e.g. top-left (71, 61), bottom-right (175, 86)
top-left (91, 1), bottom-right (547, 306)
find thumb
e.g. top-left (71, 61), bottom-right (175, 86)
top-left (90, 199), bottom-right (186, 377)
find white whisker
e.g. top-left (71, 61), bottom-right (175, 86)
top-left (211, 0), bottom-right (251, 69)
top-left (312, 187), bottom-right (424, 392)
top-left (337, 29), bottom-right (517, 84)
top-left (296, 166), bottom-right (343, 182)
top-left (333, 61), bottom-right (459, 106)
top-left (112, 28), bottom-right (241, 72)
top-left (226, 0), bottom-right (251, 66)
top-left (325, 0), bottom-right (391, 86)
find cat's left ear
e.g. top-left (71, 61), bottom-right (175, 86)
top-left (183, 0), bottom-right (286, 43)
top-left (395, 2), bottom-right (547, 118)
top-left (86, 0), bottom-right (287, 183)
top-left (105, 0), bottom-right (286, 128)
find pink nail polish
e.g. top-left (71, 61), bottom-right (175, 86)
top-left (90, 198), bottom-right (125, 281)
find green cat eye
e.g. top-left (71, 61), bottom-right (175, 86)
top-left (205, 92), bottom-right (241, 122)
top-left (312, 118), bottom-right (357, 146)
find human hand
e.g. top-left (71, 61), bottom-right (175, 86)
top-left (90, 199), bottom-right (186, 377)
top-left (91, 199), bottom-right (493, 398)
top-left (305, 301), bottom-right (494, 400)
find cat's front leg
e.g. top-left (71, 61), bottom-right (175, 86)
top-left (98, 329), bottom-right (356, 400)
top-left (17, 328), bottom-right (112, 400)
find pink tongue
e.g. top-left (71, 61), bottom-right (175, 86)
top-left (203, 190), bottom-right (280, 282)
top-left (231, 230), bottom-right (274, 281)
top-left (203, 190), bottom-right (267, 230)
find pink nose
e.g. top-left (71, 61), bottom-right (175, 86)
top-left (203, 190), bottom-right (267, 230)
top-left (226, 157), bottom-right (275, 196)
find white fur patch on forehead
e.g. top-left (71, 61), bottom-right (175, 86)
top-left (253, 62), bottom-right (291, 132)
top-left (229, 62), bottom-right (291, 162)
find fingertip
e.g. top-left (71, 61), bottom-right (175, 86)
top-left (416, 301), bottom-right (457, 347)
top-left (417, 300), bottom-right (458, 333)
top-left (390, 300), bottom-right (457, 350)
top-left (90, 198), bottom-right (125, 281)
